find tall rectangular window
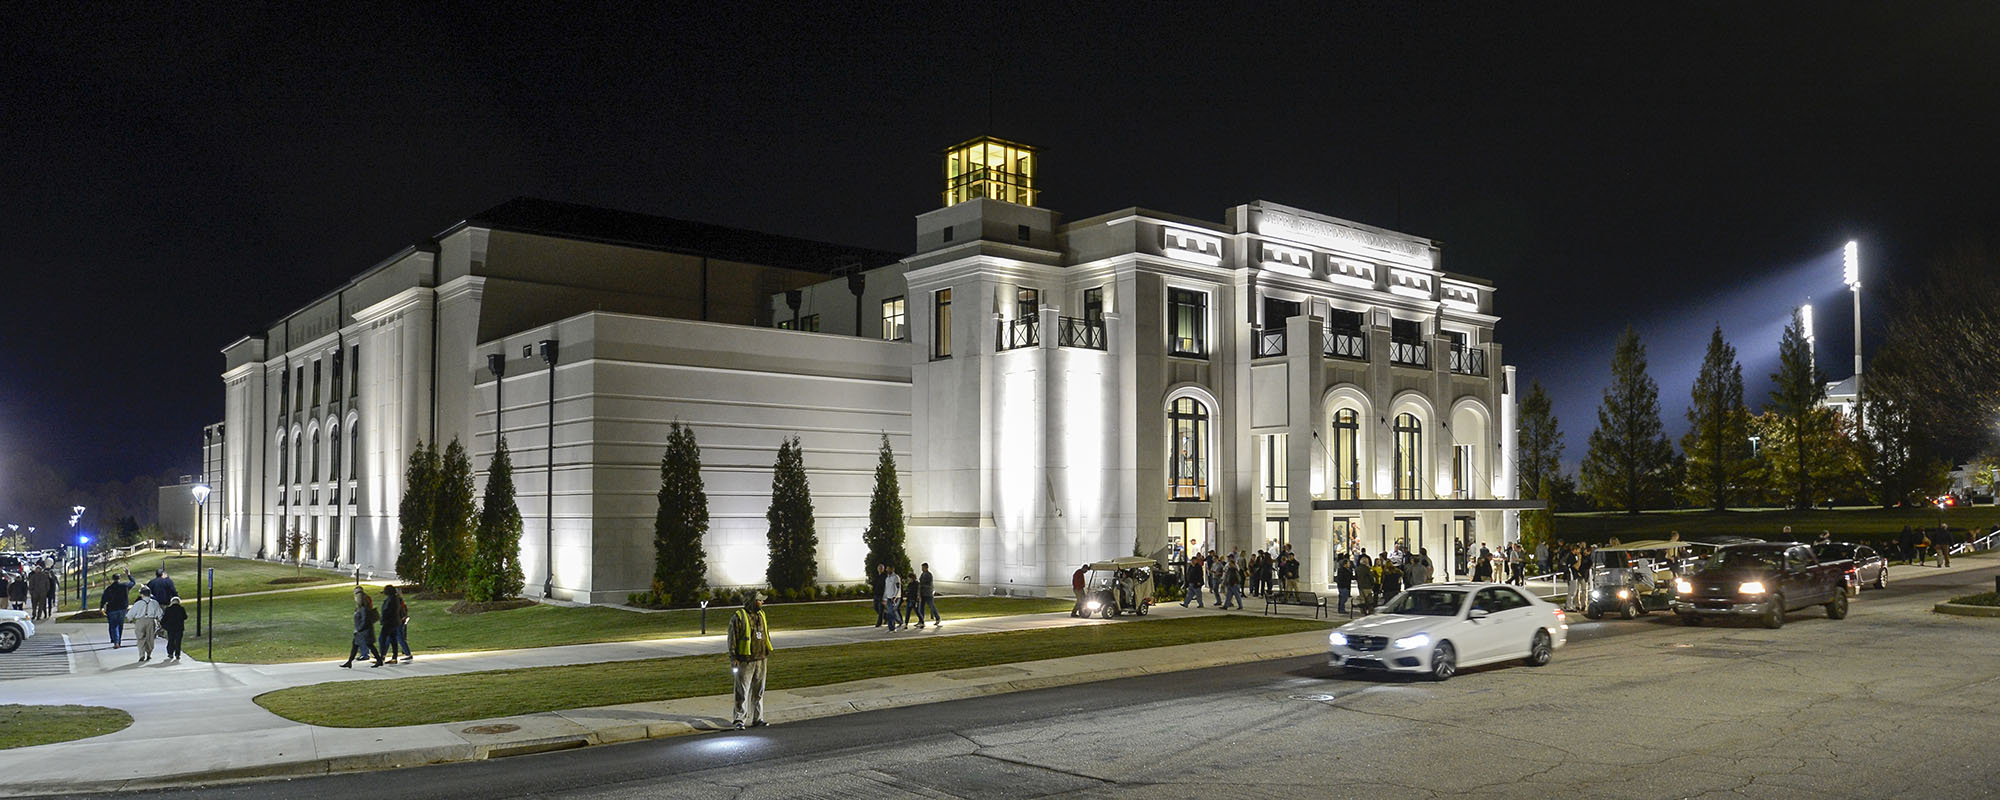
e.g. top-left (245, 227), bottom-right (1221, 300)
top-left (295, 366), bottom-right (306, 412)
top-left (1453, 444), bottom-right (1473, 499)
top-left (349, 345), bottom-right (359, 398)
top-left (1083, 286), bottom-right (1104, 323)
top-left (312, 360), bottom-right (322, 408)
top-left (1394, 413), bottom-right (1424, 500)
top-left (279, 371), bottom-right (290, 414)
top-left (1014, 287), bottom-right (1039, 321)
top-left (881, 296), bottom-right (907, 340)
top-left (933, 288), bottom-right (952, 358)
top-left (1168, 288), bottom-right (1207, 357)
top-left (1261, 433), bottom-right (1288, 503)
top-left (1169, 397), bottom-right (1210, 500)
top-left (1332, 408), bottom-right (1360, 500)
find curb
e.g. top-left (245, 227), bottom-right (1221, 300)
top-left (1933, 602), bottom-right (2000, 618)
top-left (1, 632), bottom-right (1327, 797)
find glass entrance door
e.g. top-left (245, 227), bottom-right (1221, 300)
top-left (1168, 517), bottom-right (1213, 560)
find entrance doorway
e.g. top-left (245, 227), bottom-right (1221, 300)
top-left (1167, 517), bottom-right (1213, 562)
top-left (1263, 518), bottom-right (1288, 555)
top-left (1453, 516), bottom-right (1477, 577)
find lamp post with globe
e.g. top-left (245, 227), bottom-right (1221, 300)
top-left (192, 484), bottom-right (210, 635)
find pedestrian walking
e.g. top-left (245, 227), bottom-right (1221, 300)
top-left (1181, 555), bottom-right (1205, 608)
top-left (1379, 559), bottom-right (1403, 599)
top-left (1334, 556), bottom-right (1354, 614)
top-left (147, 568), bottom-right (179, 604)
top-left (161, 597), bottom-right (188, 662)
top-left (1207, 550), bottom-right (1224, 605)
top-left (1415, 548), bottom-right (1434, 586)
top-left (7, 573), bottom-right (26, 611)
top-left (378, 585), bottom-right (411, 664)
top-left (1355, 555), bottom-right (1377, 614)
top-left (128, 587), bottom-right (163, 663)
top-left (871, 564), bottom-right (889, 627)
top-left (27, 566), bottom-right (54, 622)
top-left (1223, 555), bottom-right (1244, 610)
top-left (1937, 528), bottom-right (1953, 567)
top-left (99, 573), bottom-right (132, 649)
top-left (1473, 545), bottom-right (1495, 582)
top-left (1281, 553), bottom-right (1300, 592)
top-left (882, 568), bottom-right (902, 631)
top-left (1071, 564), bottom-right (1089, 616)
top-left (728, 591), bottom-right (772, 729)
top-left (339, 587), bottom-right (380, 668)
top-left (900, 572), bottom-right (922, 626)
top-left (914, 563), bottom-right (941, 627)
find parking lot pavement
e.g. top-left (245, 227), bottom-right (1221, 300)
top-left (0, 632), bottom-right (73, 681)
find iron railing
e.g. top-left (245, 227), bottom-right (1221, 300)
top-left (1450, 346), bottom-right (1488, 376)
top-left (1323, 328), bottom-right (1367, 361)
top-left (1057, 316), bottom-right (1106, 350)
top-left (996, 317), bottom-right (1039, 351)
top-left (1389, 338), bottom-right (1429, 367)
top-left (1254, 327), bottom-right (1287, 358)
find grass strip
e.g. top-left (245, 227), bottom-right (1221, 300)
top-left (182, 588), bottom-right (1072, 664)
top-left (255, 614), bottom-right (1323, 727)
top-left (0, 705), bottom-right (135, 750)
top-left (80, 551), bottom-right (346, 598)
top-left (1948, 591), bottom-right (2000, 607)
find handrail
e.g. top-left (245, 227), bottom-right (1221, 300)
top-left (995, 317), bottom-right (1040, 351)
top-left (1323, 328), bottom-right (1366, 361)
top-left (1389, 339), bottom-right (1428, 367)
top-left (1254, 326), bottom-right (1287, 358)
top-left (1056, 316), bottom-right (1106, 350)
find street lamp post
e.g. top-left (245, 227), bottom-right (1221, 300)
top-left (538, 338), bottom-right (558, 599)
top-left (70, 506), bottom-right (86, 609)
top-left (192, 484), bottom-right (210, 635)
top-left (1844, 241), bottom-right (1863, 427)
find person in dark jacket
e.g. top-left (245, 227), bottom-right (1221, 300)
top-left (99, 574), bottom-right (132, 649)
top-left (6, 575), bottom-right (26, 610)
top-left (340, 587), bottom-right (380, 668)
top-left (1334, 555), bottom-right (1354, 614)
top-left (161, 596), bottom-right (189, 663)
top-left (870, 564), bottom-right (890, 627)
top-left (1181, 555), bottom-right (1205, 608)
top-left (1379, 559), bottom-right (1404, 599)
top-left (146, 568), bottom-right (178, 605)
top-left (914, 564), bottom-right (940, 628)
top-left (377, 585), bottom-right (411, 664)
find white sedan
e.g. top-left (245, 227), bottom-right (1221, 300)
top-left (0, 608), bottom-right (34, 654)
top-left (1328, 583), bottom-right (1567, 681)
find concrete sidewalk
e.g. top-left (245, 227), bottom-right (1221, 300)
top-left (0, 600), bottom-right (1324, 796)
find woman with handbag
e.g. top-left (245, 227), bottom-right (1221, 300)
top-left (339, 587), bottom-right (380, 668)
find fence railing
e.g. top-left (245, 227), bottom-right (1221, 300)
top-left (996, 317), bottom-right (1039, 351)
top-left (1323, 329), bottom-right (1366, 361)
top-left (1254, 327), bottom-right (1287, 358)
top-left (1450, 345), bottom-right (1488, 376)
top-left (1389, 339), bottom-right (1428, 367)
top-left (1056, 316), bottom-right (1106, 350)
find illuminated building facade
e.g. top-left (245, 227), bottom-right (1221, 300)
top-left (214, 140), bottom-right (1524, 602)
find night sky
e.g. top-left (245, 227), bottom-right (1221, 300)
top-left (3, 3), bottom-right (1996, 508)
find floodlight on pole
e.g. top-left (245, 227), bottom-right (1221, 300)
top-left (1800, 302), bottom-right (1815, 362)
top-left (1844, 240), bottom-right (1863, 427)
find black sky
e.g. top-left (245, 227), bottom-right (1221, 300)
top-left (2, 2), bottom-right (1996, 495)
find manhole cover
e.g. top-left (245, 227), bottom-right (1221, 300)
top-left (1289, 693), bottom-right (1336, 702)
top-left (461, 724), bottom-right (521, 735)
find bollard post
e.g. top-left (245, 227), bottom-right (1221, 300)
top-left (207, 567), bottom-right (216, 662)
top-left (700, 599), bottom-right (710, 635)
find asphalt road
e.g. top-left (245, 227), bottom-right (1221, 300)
top-left (86, 561), bottom-right (2000, 800)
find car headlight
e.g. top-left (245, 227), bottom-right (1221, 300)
top-left (1590, 589), bottom-right (1603, 598)
top-left (1393, 633), bottom-right (1430, 650)
top-left (1085, 600), bottom-right (1101, 610)
top-left (1616, 589), bottom-right (1630, 599)
top-left (1738, 581), bottom-right (1765, 595)
top-left (1675, 579), bottom-right (1693, 594)
top-left (1329, 632), bottom-right (1348, 647)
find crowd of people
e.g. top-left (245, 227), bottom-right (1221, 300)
top-left (869, 562), bottom-right (942, 631)
top-left (1, 559), bottom-right (62, 621)
top-left (1172, 546), bottom-right (1302, 611)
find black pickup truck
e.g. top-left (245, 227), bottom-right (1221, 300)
top-left (1670, 542), bottom-right (1851, 628)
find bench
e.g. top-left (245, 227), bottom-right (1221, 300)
top-left (1264, 590), bottom-right (1329, 619)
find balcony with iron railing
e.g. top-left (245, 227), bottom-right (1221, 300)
top-left (1056, 316), bottom-right (1106, 350)
top-left (1323, 328), bottom-right (1367, 361)
top-left (1389, 338), bottom-right (1429, 367)
top-left (1449, 345), bottom-right (1488, 376)
top-left (1253, 326), bottom-right (1287, 358)
top-left (996, 316), bottom-right (1040, 351)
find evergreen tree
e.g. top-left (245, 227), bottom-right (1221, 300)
top-left (468, 437), bottom-right (526, 601)
top-left (763, 436), bottom-right (819, 593)
top-left (1680, 326), bottom-right (1755, 510)
top-left (395, 440), bottom-right (436, 583)
top-left (426, 437), bottom-right (476, 592)
top-left (1580, 326), bottom-right (1676, 513)
top-left (1514, 381), bottom-right (1565, 551)
top-left (1768, 310), bottom-right (1829, 508)
top-left (859, 434), bottom-right (911, 579)
top-left (653, 421), bottom-right (710, 606)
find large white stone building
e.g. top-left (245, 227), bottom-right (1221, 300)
top-left (214, 138), bottom-right (1529, 603)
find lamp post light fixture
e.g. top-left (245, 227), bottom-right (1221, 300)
top-left (1844, 240), bottom-right (1863, 427)
top-left (192, 483), bottom-right (210, 635)
top-left (70, 506), bottom-right (86, 609)
top-left (538, 338), bottom-right (558, 599)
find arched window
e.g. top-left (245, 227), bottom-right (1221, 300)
top-left (310, 430), bottom-right (322, 481)
top-left (328, 422), bottom-right (341, 483)
top-left (1333, 408), bottom-right (1360, 500)
top-left (1168, 396), bottom-right (1210, 500)
top-left (348, 420), bottom-right (359, 480)
top-left (293, 432), bottom-right (303, 485)
top-left (1394, 413), bottom-right (1423, 500)
top-left (277, 434), bottom-right (289, 485)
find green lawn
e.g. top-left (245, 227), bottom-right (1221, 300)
top-left (0, 705), bottom-right (134, 750)
top-left (1554, 505), bottom-right (2000, 545)
top-left (81, 551), bottom-right (346, 599)
top-left (193, 587), bottom-right (1073, 664)
top-left (255, 614), bottom-right (1322, 727)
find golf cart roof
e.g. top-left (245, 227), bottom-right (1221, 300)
top-left (1087, 557), bottom-right (1159, 570)
top-left (1594, 539), bottom-right (1696, 552)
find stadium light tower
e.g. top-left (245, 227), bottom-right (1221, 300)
top-left (1844, 240), bottom-right (1863, 426)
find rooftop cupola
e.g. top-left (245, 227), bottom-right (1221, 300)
top-left (944, 136), bottom-right (1037, 207)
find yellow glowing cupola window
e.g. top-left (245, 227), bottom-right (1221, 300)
top-left (944, 136), bottom-right (1037, 208)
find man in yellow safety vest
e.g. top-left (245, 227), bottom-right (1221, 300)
top-left (728, 590), bottom-right (772, 729)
